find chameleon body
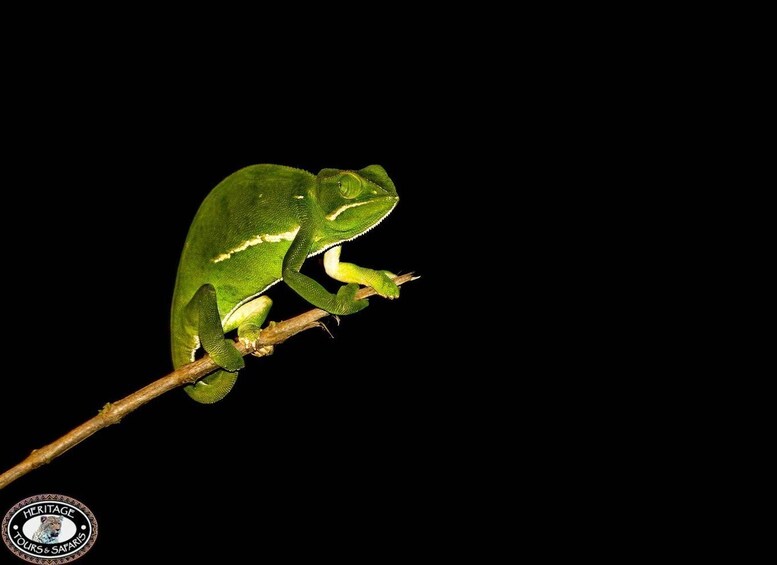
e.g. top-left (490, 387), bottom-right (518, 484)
top-left (171, 164), bottom-right (399, 403)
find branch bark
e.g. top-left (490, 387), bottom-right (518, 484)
top-left (0, 274), bottom-right (416, 490)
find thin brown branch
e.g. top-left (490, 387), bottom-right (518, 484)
top-left (0, 274), bottom-right (417, 490)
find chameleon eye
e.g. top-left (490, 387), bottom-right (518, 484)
top-left (338, 173), bottom-right (362, 199)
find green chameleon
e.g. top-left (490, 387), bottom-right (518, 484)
top-left (171, 164), bottom-right (399, 403)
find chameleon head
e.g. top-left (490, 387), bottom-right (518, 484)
top-left (316, 165), bottom-right (399, 235)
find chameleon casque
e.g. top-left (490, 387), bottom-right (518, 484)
top-left (171, 164), bottom-right (399, 403)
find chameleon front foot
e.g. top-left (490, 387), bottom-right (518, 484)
top-left (373, 270), bottom-right (400, 299)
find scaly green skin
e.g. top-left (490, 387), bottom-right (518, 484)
top-left (171, 164), bottom-right (399, 403)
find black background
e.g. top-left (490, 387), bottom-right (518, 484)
top-left (0, 114), bottom-right (468, 561)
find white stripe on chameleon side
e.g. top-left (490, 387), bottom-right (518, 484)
top-left (212, 227), bottom-right (300, 263)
